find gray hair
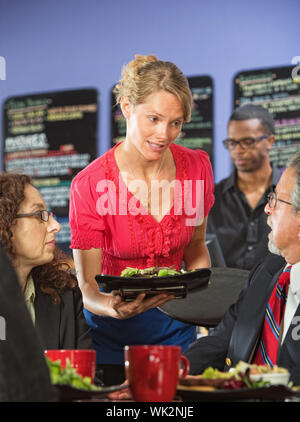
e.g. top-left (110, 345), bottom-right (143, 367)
top-left (287, 151), bottom-right (300, 212)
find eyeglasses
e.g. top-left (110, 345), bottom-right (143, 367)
top-left (223, 134), bottom-right (270, 150)
top-left (267, 192), bottom-right (293, 209)
top-left (16, 210), bottom-right (53, 222)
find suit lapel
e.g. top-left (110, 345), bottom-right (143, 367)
top-left (34, 281), bottom-right (61, 350)
top-left (229, 265), bottom-right (284, 364)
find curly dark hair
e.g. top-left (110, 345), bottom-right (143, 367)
top-left (0, 172), bottom-right (76, 304)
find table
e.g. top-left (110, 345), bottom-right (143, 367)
top-left (159, 267), bottom-right (250, 327)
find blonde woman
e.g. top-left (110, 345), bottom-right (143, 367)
top-left (69, 54), bottom-right (214, 385)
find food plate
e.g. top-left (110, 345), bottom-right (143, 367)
top-left (177, 384), bottom-right (300, 402)
top-left (96, 268), bottom-right (211, 301)
top-left (55, 383), bottom-right (128, 401)
top-left (250, 372), bottom-right (290, 385)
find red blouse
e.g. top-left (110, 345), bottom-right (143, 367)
top-left (69, 142), bottom-right (214, 276)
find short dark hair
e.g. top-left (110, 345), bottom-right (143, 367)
top-left (229, 104), bottom-right (275, 134)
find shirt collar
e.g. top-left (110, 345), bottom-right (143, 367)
top-left (24, 275), bottom-right (36, 304)
top-left (221, 165), bottom-right (281, 194)
top-left (289, 262), bottom-right (300, 294)
top-left (221, 170), bottom-right (236, 193)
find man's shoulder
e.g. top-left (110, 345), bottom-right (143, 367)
top-left (250, 253), bottom-right (286, 282)
top-left (264, 252), bottom-right (286, 266)
top-left (262, 252), bottom-right (286, 271)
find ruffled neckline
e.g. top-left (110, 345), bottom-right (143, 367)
top-left (104, 141), bottom-right (187, 226)
top-left (100, 142), bottom-right (192, 267)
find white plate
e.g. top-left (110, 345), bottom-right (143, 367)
top-left (250, 372), bottom-right (290, 386)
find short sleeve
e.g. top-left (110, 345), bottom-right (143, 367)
top-left (69, 173), bottom-right (105, 250)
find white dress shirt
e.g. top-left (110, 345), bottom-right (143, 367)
top-left (282, 261), bottom-right (300, 343)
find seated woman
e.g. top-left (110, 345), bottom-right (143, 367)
top-left (0, 172), bottom-right (92, 350)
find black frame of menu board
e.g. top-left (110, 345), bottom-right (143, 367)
top-left (110, 76), bottom-right (214, 167)
top-left (233, 65), bottom-right (300, 170)
top-left (2, 88), bottom-right (98, 255)
top-left (111, 86), bottom-right (126, 147)
top-left (177, 76), bottom-right (214, 166)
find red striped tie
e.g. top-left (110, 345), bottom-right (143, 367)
top-left (252, 265), bottom-right (292, 367)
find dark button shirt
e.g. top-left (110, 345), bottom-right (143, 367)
top-left (207, 167), bottom-right (281, 270)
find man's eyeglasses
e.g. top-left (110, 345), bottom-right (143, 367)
top-left (16, 210), bottom-right (53, 222)
top-left (223, 134), bottom-right (270, 150)
top-left (267, 192), bottom-right (293, 209)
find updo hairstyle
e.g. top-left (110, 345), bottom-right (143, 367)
top-left (113, 54), bottom-right (192, 122)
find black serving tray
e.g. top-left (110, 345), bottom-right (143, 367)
top-left (55, 383), bottom-right (128, 402)
top-left (95, 268), bottom-right (211, 301)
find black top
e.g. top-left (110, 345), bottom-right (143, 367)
top-left (34, 279), bottom-right (93, 351)
top-left (207, 167), bottom-right (281, 270)
top-left (0, 247), bottom-right (57, 401)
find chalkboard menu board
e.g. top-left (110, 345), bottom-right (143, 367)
top-left (2, 88), bottom-right (98, 254)
top-left (234, 66), bottom-right (300, 169)
top-left (111, 75), bottom-right (214, 165)
top-left (176, 76), bottom-right (214, 164)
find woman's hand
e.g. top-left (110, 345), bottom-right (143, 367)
top-left (107, 379), bottom-right (132, 400)
top-left (73, 249), bottom-right (175, 318)
top-left (108, 291), bottom-right (175, 319)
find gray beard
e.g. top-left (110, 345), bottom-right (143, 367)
top-left (268, 238), bottom-right (281, 256)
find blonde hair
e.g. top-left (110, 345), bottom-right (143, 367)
top-left (113, 54), bottom-right (192, 122)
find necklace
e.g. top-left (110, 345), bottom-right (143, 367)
top-left (124, 152), bottom-right (166, 208)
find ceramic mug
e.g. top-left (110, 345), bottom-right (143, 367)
top-left (124, 345), bottom-right (190, 402)
top-left (44, 349), bottom-right (96, 382)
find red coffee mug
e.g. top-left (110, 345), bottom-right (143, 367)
top-left (44, 349), bottom-right (96, 382)
top-left (124, 345), bottom-right (190, 402)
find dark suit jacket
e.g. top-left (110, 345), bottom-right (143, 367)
top-left (34, 280), bottom-right (93, 351)
top-left (0, 247), bottom-right (57, 401)
top-left (184, 253), bottom-right (300, 384)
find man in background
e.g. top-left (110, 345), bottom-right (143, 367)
top-left (207, 104), bottom-right (281, 270)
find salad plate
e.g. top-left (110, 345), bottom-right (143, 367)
top-left (177, 362), bottom-right (297, 402)
top-left (177, 384), bottom-right (299, 402)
